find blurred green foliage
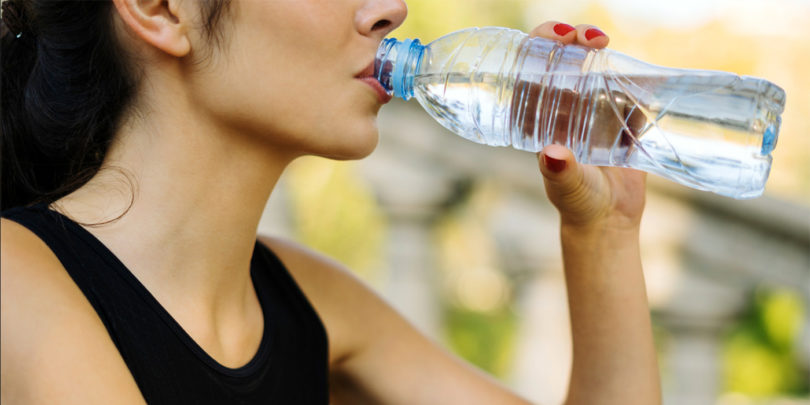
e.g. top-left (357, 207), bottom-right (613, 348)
top-left (444, 305), bottom-right (519, 378)
top-left (724, 288), bottom-right (808, 397)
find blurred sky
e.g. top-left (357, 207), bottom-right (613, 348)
top-left (577, 0), bottom-right (809, 33)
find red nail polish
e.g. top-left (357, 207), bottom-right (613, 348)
top-left (543, 155), bottom-right (567, 173)
top-left (553, 23), bottom-right (576, 36)
top-left (585, 28), bottom-right (606, 41)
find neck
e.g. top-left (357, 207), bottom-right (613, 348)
top-left (53, 78), bottom-right (296, 313)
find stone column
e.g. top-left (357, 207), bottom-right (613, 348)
top-left (362, 151), bottom-right (464, 340)
top-left (510, 269), bottom-right (572, 405)
top-left (656, 269), bottom-right (747, 405)
top-left (494, 198), bottom-right (570, 405)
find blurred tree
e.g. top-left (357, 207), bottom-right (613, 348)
top-left (444, 306), bottom-right (519, 378)
top-left (723, 288), bottom-right (808, 398)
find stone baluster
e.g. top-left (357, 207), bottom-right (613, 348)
top-left (361, 147), bottom-right (465, 340)
top-left (656, 268), bottom-right (747, 405)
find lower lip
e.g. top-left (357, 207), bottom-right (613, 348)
top-left (357, 77), bottom-right (393, 104)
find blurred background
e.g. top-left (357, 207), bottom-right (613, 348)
top-left (259, 1), bottom-right (810, 404)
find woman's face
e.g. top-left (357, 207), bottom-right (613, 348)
top-left (187, 0), bottom-right (408, 160)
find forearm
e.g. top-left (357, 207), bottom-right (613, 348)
top-left (560, 224), bottom-right (661, 405)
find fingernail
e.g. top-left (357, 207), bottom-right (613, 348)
top-left (543, 155), bottom-right (567, 173)
top-left (585, 28), bottom-right (606, 41)
top-left (553, 23), bottom-right (576, 36)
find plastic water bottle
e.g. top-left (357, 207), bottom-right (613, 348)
top-left (374, 27), bottom-right (786, 199)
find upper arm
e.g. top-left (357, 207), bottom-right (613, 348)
top-left (259, 235), bottom-right (533, 405)
top-left (1, 218), bottom-right (146, 405)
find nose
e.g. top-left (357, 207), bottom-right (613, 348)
top-left (356, 0), bottom-right (408, 40)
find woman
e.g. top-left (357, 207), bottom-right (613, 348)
top-left (0, 0), bottom-right (661, 403)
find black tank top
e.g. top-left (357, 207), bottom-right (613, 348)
top-left (2, 204), bottom-right (329, 404)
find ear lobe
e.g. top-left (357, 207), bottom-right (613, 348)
top-left (112, 0), bottom-right (191, 58)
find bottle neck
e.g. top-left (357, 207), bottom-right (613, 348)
top-left (375, 38), bottom-right (425, 100)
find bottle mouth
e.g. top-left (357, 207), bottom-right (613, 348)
top-left (375, 38), bottom-right (398, 95)
top-left (374, 38), bottom-right (424, 100)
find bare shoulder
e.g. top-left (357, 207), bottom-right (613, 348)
top-left (1, 218), bottom-right (145, 405)
top-left (257, 235), bottom-right (531, 404)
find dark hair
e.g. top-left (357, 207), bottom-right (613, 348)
top-left (1, 0), bottom-right (231, 211)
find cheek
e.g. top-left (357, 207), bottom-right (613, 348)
top-left (189, 67), bottom-right (380, 159)
top-left (185, 6), bottom-right (380, 158)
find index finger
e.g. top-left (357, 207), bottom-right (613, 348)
top-left (574, 24), bottom-right (609, 49)
top-left (528, 21), bottom-right (578, 45)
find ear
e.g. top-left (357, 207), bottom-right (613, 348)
top-left (111, 0), bottom-right (191, 57)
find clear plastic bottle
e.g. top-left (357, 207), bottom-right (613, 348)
top-left (374, 27), bottom-right (787, 199)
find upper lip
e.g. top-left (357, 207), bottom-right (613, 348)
top-left (355, 61), bottom-right (375, 79)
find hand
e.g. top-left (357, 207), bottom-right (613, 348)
top-left (529, 22), bottom-right (647, 232)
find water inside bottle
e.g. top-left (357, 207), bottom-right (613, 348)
top-left (412, 71), bottom-right (784, 198)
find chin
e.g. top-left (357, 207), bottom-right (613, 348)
top-left (322, 127), bottom-right (379, 161)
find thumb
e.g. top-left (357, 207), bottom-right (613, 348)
top-left (538, 144), bottom-right (584, 192)
top-left (537, 144), bottom-right (607, 217)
